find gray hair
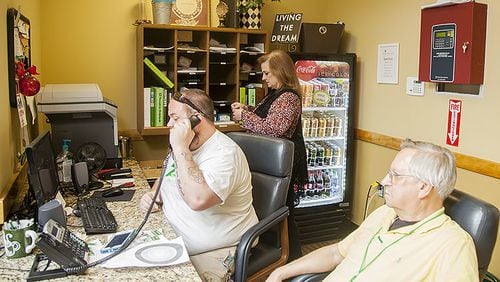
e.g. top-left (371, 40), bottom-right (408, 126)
top-left (401, 138), bottom-right (457, 200)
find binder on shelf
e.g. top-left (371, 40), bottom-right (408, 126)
top-left (154, 87), bottom-right (165, 127)
top-left (239, 87), bottom-right (246, 105)
top-left (144, 57), bottom-right (174, 89)
top-left (144, 88), bottom-right (151, 127)
top-left (247, 88), bottom-right (256, 107)
top-left (150, 87), bottom-right (157, 127)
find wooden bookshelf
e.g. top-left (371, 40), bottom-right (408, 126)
top-left (136, 24), bottom-right (267, 135)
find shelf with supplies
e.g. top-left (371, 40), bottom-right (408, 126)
top-left (137, 25), bottom-right (268, 136)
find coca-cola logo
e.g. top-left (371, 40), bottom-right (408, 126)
top-left (295, 61), bottom-right (318, 81)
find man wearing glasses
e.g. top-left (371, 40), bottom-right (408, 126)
top-left (267, 139), bottom-right (478, 281)
top-left (140, 88), bottom-right (258, 281)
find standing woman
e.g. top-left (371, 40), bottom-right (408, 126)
top-left (231, 49), bottom-right (307, 261)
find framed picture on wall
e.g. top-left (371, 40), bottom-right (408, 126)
top-left (171, 0), bottom-right (209, 26)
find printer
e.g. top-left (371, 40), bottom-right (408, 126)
top-left (38, 84), bottom-right (119, 160)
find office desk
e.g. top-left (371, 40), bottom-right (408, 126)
top-left (0, 159), bottom-right (201, 281)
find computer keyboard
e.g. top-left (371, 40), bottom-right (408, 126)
top-left (77, 197), bottom-right (118, 234)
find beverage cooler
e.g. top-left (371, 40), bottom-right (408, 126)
top-left (290, 53), bottom-right (357, 244)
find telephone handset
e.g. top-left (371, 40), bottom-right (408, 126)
top-left (189, 115), bottom-right (201, 129)
top-left (36, 219), bottom-right (88, 268)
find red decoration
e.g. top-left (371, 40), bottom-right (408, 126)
top-left (19, 75), bottom-right (40, 96)
top-left (15, 61), bottom-right (41, 96)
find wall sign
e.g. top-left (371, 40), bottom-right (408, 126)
top-left (271, 13), bottom-right (302, 43)
top-left (446, 99), bottom-right (462, 146)
top-left (377, 43), bottom-right (399, 84)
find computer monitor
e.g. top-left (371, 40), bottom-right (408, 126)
top-left (25, 131), bottom-right (59, 207)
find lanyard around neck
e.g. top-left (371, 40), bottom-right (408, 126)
top-left (350, 210), bottom-right (445, 281)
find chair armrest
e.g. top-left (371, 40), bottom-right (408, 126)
top-left (234, 206), bottom-right (289, 282)
top-left (289, 272), bottom-right (330, 282)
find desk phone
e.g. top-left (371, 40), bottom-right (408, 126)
top-left (36, 219), bottom-right (88, 268)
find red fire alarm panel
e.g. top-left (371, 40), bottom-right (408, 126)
top-left (419, 2), bottom-right (487, 84)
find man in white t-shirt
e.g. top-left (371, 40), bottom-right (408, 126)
top-left (140, 88), bottom-right (258, 281)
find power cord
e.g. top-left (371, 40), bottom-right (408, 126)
top-left (363, 181), bottom-right (384, 220)
top-left (63, 151), bottom-right (171, 275)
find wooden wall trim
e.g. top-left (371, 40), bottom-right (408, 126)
top-left (355, 129), bottom-right (500, 179)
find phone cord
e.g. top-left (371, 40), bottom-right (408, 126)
top-left (64, 151), bottom-right (171, 275)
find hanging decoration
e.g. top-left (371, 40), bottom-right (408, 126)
top-left (16, 61), bottom-right (40, 97)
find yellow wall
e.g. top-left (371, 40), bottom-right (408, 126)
top-left (0, 0), bottom-right (498, 276)
top-left (0, 0), bottom-right (41, 208)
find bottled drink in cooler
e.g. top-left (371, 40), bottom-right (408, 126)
top-left (307, 171), bottom-right (316, 197)
top-left (322, 169), bottom-right (331, 197)
top-left (332, 145), bottom-right (341, 165)
top-left (326, 114), bottom-right (334, 137)
top-left (308, 144), bottom-right (317, 167)
top-left (314, 170), bottom-right (323, 197)
top-left (310, 117), bottom-right (319, 137)
top-left (330, 170), bottom-right (339, 193)
top-left (301, 116), bottom-right (309, 138)
top-left (318, 115), bottom-right (327, 137)
top-left (316, 143), bottom-right (324, 167)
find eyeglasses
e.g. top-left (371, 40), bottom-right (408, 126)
top-left (172, 91), bottom-right (205, 116)
top-left (386, 169), bottom-right (416, 183)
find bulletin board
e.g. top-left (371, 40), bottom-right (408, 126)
top-left (7, 8), bottom-right (31, 108)
top-left (6, 7), bottom-right (38, 149)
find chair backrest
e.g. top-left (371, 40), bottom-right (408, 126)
top-left (227, 132), bottom-right (294, 219)
top-left (444, 189), bottom-right (499, 278)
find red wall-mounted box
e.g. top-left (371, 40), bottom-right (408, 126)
top-left (419, 2), bottom-right (487, 84)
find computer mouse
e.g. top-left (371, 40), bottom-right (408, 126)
top-left (102, 187), bottom-right (124, 198)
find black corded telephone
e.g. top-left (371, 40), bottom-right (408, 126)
top-left (35, 219), bottom-right (88, 268)
top-left (189, 115), bottom-right (201, 129)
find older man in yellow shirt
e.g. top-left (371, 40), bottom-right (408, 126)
top-left (267, 139), bottom-right (478, 282)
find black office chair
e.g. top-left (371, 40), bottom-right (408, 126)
top-left (290, 189), bottom-right (500, 282)
top-left (227, 132), bottom-right (294, 282)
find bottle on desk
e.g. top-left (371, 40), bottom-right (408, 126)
top-left (57, 139), bottom-right (73, 186)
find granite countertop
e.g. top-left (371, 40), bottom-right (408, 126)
top-left (0, 159), bottom-right (201, 281)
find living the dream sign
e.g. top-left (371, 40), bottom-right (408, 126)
top-left (271, 13), bottom-right (303, 43)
